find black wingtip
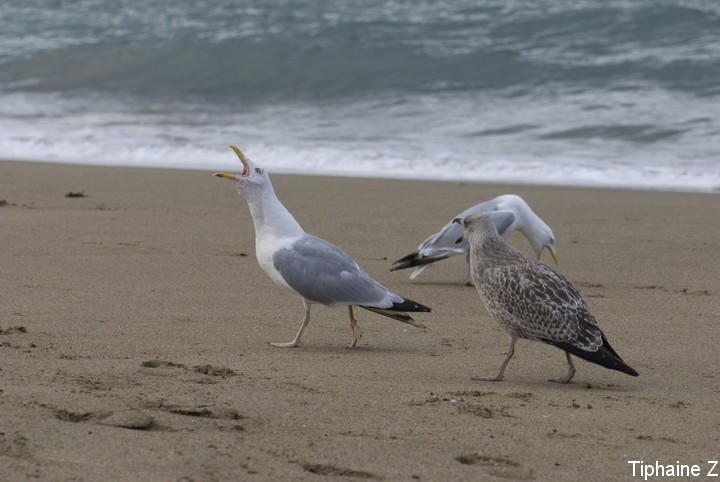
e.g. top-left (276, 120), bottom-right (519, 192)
top-left (358, 306), bottom-right (428, 328)
top-left (391, 252), bottom-right (449, 271)
top-left (392, 297), bottom-right (432, 313)
top-left (623, 365), bottom-right (640, 377)
top-left (358, 297), bottom-right (431, 328)
top-left (391, 252), bottom-right (419, 271)
top-left (599, 335), bottom-right (639, 377)
top-left (544, 339), bottom-right (639, 377)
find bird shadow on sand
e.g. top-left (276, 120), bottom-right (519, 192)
top-left (394, 280), bottom-right (473, 288)
top-left (265, 342), bottom-right (431, 356)
top-left (492, 377), bottom-right (640, 394)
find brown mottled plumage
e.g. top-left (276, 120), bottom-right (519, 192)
top-left (460, 212), bottom-right (638, 383)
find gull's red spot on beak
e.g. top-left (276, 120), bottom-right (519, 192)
top-left (229, 145), bottom-right (251, 177)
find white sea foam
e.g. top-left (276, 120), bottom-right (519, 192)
top-left (2, 121), bottom-right (718, 193)
top-left (1, 1), bottom-right (719, 192)
top-left (1, 88), bottom-right (718, 193)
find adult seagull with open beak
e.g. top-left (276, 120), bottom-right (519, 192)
top-left (214, 145), bottom-right (431, 348)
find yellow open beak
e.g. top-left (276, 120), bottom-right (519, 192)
top-left (214, 172), bottom-right (238, 180)
top-left (213, 145), bottom-right (251, 180)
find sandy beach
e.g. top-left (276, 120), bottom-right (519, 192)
top-left (1, 159), bottom-right (718, 481)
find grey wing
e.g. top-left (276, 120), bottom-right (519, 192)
top-left (417, 219), bottom-right (468, 257)
top-left (418, 200), bottom-right (519, 257)
top-left (458, 200), bottom-right (520, 238)
top-left (273, 234), bottom-right (401, 308)
top-left (486, 261), bottom-right (603, 350)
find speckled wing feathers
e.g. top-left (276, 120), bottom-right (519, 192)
top-left (477, 259), bottom-right (603, 351)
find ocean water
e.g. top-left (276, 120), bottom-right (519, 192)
top-left (1, 0), bottom-right (719, 192)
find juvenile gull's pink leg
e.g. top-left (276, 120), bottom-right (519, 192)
top-left (550, 352), bottom-right (576, 384)
top-left (472, 336), bottom-right (516, 382)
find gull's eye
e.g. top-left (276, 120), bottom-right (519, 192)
top-left (255, 167), bottom-right (263, 174)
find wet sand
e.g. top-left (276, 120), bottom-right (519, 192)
top-left (1, 159), bottom-right (718, 481)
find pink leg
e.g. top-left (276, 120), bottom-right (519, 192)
top-left (347, 306), bottom-right (363, 348)
top-left (472, 337), bottom-right (516, 382)
top-left (550, 352), bottom-right (576, 384)
top-left (270, 303), bottom-right (311, 348)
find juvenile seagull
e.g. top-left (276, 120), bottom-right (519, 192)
top-left (214, 145), bottom-right (431, 348)
top-left (391, 194), bottom-right (558, 285)
top-left (459, 212), bottom-right (638, 383)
